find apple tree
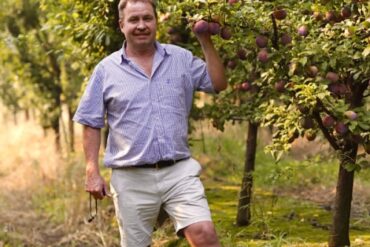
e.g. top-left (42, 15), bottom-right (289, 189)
top-left (163, 0), bottom-right (369, 245)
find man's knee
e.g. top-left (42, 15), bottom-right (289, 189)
top-left (183, 221), bottom-right (220, 246)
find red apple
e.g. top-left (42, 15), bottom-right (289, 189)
top-left (257, 49), bottom-right (269, 63)
top-left (313, 11), bottom-right (323, 21)
top-left (322, 115), bottom-right (335, 127)
top-left (275, 80), bottom-right (286, 92)
top-left (240, 81), bottom-right (251, 91)
top-left (281, 33), bottom-right (292, 46)
top-left (300, 117), bottom-right (315, 129)
top-left (341, 7), bottom-right (351, 19)
top-left (220, 27), bottom-right (232, 40)
top-left (297, 25), bottom-right (309, 37)
top-left (305, 131), bottom-right (317, 141)
top-left (306, 65), bottom-right (319, 77)
top-left (227, 60), bottom-right (237, 70)
top-left (228, 0), bottom-right (238, 4)
top-left (344, 111), bottom-right (358, 120)
top-left (237, 48), bottom-right (247, 60)
top-left (273, 9), bottom-right (287, 20)
top-left (208, 22), bottom-right (220, 35)
top-left (193, 20), bottom-right (209, 34)
top-left (325, 11), bottom-right (336, 22)
top-left (256, 35), bottom-right (268, 48)
top-left (326, 72), bottom-right (339, 83)
top-left (335, 122), bottom-right (348, 135)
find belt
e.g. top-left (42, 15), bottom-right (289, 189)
top-left (129, 157), bottom-right (189, 169)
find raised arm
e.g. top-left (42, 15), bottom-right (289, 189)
top-left (194, 32), bottom-right (227, 92)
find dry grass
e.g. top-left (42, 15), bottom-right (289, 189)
top-left (0, 107), bottom-right (120, 246)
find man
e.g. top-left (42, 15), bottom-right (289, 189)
top-left (73, 0), bottom-right (227, 246)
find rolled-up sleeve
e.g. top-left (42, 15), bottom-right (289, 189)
top-left (73, 64), bottom-right (106, 128)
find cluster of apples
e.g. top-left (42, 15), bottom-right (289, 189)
top-left (193, 20), bottom-right (232, 40)
top-left (312, 6), bottom-right (352, 24)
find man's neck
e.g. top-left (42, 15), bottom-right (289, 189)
top-left (126, 43), bottom-right (156, 59)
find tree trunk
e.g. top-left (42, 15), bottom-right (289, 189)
top-left (52, 117), bottom-right (61, 153)
top-left (68, 105), bottom-right (75, 153)
top-left (329, 142), bottom-right (357, 247)
top-left (24, 109), bottom-right (30, 121)
top-left (236, 121), bottom-right (258, 226)
top-left (13, 110), bottom-right (17, 125)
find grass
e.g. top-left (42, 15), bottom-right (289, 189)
top-left (0, 115), bottom-right (369, 246)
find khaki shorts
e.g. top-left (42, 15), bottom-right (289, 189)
top-left (110, 158), bottom-right (212, 247)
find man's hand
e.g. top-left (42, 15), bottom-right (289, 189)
top-left (85, 165), bottom-right (109, 200)
top-left (192, 20), bottom-right (227, 92)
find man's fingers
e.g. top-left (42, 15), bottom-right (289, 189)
top-left (103, 185), bottom-right (112, 198)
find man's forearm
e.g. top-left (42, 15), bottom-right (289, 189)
top-left (83, 125), bottom-right (101, 174)
top-left (198, 37), bottom-right (227, 92)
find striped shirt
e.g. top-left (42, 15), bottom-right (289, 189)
top-left (73, 42), bottom-right (215, 168)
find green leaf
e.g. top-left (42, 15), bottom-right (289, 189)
top-left (362, 46), bottom-right (370, 58)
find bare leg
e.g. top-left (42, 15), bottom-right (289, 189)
top-left (183, 221), bottom-right (221, 247)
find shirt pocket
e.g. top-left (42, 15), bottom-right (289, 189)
top-left (161, 74), bottom-right (188, 110)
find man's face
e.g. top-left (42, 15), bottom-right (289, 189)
top-left (119, 1), bottom-right (157, 49)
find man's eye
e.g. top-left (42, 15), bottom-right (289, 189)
top-left (144, 16), bottom-right (153, 21)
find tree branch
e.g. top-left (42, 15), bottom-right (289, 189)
top-left (270, 14), bottom-right (279, 50)
top-left (312, 111), bottom-right (340, 151)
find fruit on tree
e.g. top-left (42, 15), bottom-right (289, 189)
top-left (220, 26), bottom-right (232, 40)
top-left (300, 117), bottom-right (315, 129)
top-left (325, 11), bottom-right (336, 22)
top-left (297, 25), bottom-right (309, 37)
top-left (273, 9), bottom-right (287, 20)
top-left (341, 7), bottom-right (351, 19)
top-left (208, 22), bottom-right (220, 35)
top-left (313, 11), bottom-right (323, 21)
top-left (281, 33), bottom-right (292, 46)
top-left (322, 115), bottom-right (335, 127)
top-left (344, 111), bottom-right (358, 120)
top-left (326, 72), bottom-right (339, 83)
top-left (328, 83), bottom-right (347, 96)
top-left (228, 0), bottom-right (238, 5)
top-left (305, 131), bottom-right (317, 141)
top-left (256, 35), bottom-right (268, 48)
top-left (227, 60), bottom-right (237, 70)
top-left (306, 65), bottom-right (319, 77)
top-left (257, 49), bottom-right (269, 63)
top-left (297, 104), bottom-right (309, 115)
top-left (240, 81), bottom-right (251, 91)
top-left (237, 48), bottom-right (247, 60)
top-left (193, 20), bottom-right (209, 34)
top-left (335, 122), bottom-right (348, 135)
top-left (275, 80), bottom-right (285, 92)
top-left (288, 130), bottom-right (299, 143)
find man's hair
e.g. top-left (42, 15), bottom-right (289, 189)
top-left (118, 0), bottom-right (157, 19)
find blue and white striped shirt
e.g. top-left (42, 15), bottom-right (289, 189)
top-left (73, 42), bottom-right (215, 168)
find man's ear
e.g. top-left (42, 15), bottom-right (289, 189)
top-left (118, 19), bottom-right (124, 33)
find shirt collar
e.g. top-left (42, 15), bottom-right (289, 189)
top-left (120, 41), bottom-right (171, 64)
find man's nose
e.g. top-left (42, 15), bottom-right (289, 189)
top-left (137, 20), bottom-right (146, 30)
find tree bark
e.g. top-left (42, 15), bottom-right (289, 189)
top-left (329, 142), bottom-right (357, 247)
top-left (68, 105), bottom-right (75, 153)
top-left (52, 116), bottom-right (61, 153)
top-left (236, 121), bottom-right (258, 226)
